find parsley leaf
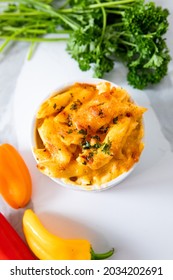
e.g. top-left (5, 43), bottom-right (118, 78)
top-left (0, 0), bottom-right (170, 89)
top-left (101, 140), bottom-right (112, 155)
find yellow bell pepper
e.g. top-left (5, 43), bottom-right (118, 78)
top-left (23, 209), bottom-right (114, 260)
top-left (0, 143), bottom-right (32, 209)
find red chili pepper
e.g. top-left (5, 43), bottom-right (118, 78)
top-left (0, 212), bottom-right (36, 260)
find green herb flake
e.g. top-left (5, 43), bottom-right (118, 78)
top-left (113, 117), bottom-right (118, 124)
top-left (67, 129), bottom-right (73, 134)
top-left (92, 142), bottom-right (101, 149)
top-left (70, 99), bottom-right (82, 110)
top-left (97, 125), bottom-right (109, 134)
top-left (67, 115), bottom-right (72, 127)
top-left (86, 152), bottom-right (94, 161)
top-left (58, 106), bottom-right (65, 113)
top-left (53, 103), bottom-right (57, 109)
top-left (78, 129), bottom-right (87, 135)
top-left (91, 135), bottom-right (101, 141)
top-left (82, 140), bottom-right (91, 150)
top-left (98, 109), bottom-right (104, 118)
top-left (101, 140), bottom-right (112, 155)
top-left (68, 121), bottom-right (72, 127)
top-left (70, 103), bottom-right (77, 110)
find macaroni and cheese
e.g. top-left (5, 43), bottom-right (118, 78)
top-left (34, 82), bottom-right (146, 187)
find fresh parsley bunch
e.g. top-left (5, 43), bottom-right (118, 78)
top-left (0, 0), bottom-right (171, 89)
top-left (66, 0), bottom-right (171, 89)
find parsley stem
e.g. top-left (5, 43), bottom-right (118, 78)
top-left (59, 9), bottom-right (92, 14)
top-left (96, 0), bottom-right (107, 44)
top-left (2, 26), bottom-right (48, 34)
top-left (105, 9), bottom-right (124, 15)
top-left (107, 5), bottom-right (132, 9)
top-left (27, 41), bottom-right (36, 60)
top-left (0, 26), bottom-right (28, 52)
top-left (1, 0), bottom-right (79, 30)
top-left (118, 39), bottom-right (136, 47)
top-left (89, 0), bottom-right (136, 9)
top-left (1, 24), bottom-right (71, 35)
top-left (58, 0), bottom-right (70, 10)
top-left (0, 36), bottom-right (68, 43)
top-left (110, 22), bottom-right (124, 27)
top-left (0, 12), bottom-right (47, 17)
top-left (58, 0), bottom-right (136, 11)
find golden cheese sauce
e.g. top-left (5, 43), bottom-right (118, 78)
top-left (34, 82), bottom-right (147, 187)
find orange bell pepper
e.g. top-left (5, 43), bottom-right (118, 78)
top-left (0, 143), bottom-right (32, 209)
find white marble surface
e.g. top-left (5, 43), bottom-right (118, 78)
top-left (0, 0), bottom-right (173, 259)
top-left (0, 43), bottom-right (27, 145)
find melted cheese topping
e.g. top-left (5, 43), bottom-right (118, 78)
top-left (34, 82), bottom-right (147, 187)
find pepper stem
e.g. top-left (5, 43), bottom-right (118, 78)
top-left (91, 247), bottom-right (114, 260)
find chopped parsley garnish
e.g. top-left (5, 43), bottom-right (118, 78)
top-left (70, 99), bottom-right (82, 110)
top-left (86, 152), bottom-right (94, 161)
top-left (82, 140), bottom-right (91, 149)
top-left (92, 143), bottom-right (101, 149)
top-left (113, 117), bottom-right (118, 124)
top-left (98, 109), bottom-right (104, 118)
top-left (53, 104), bottom-right (64, 113)
top-left (70, 103), bottom-right (77, 110)
top-left (67, 129), bottom-right (73, 134)
top-left (91, 135), bottom-right (101, 141)
top-left (67, 115), bottom-right (72, 127)
top-left (97, 125), bottom-right (109, 134)
top-left (78, 129), bottom-right (87, 135)
top-left (101, 140), bottom-right (112, 155)
top-left (57, 106), bottom-right (65, 114)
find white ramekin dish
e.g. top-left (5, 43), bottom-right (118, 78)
top-left (31, 78), bottom-right (143, 191)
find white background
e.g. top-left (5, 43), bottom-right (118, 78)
top-left (0, 0), bottom-right (173, 261)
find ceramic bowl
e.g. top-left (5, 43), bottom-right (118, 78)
top-left (31, 78), bottom-right (144, 191)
